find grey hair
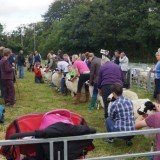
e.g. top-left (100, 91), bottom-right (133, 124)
top-left (72, 54), bottom-right (79, 60)
top-left (155, 52), bottom-right (160, 56)
top-left (101, 55), bottom-right (110, 65)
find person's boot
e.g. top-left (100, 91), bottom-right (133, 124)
top-left (88, 96), bottom-right (97, 110)
top-left (72, 92), bottom-right (81, 105)
top-left (81, 92), bottom-right (90, 103)
top-left (85, 92), bottom-right (90, 102)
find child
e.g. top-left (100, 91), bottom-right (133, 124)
top-left (34, 63), bottom-right (44, 83)
top-left (67, 64), bottom-right (76, 79)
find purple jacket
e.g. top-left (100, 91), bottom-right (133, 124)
top-left (0, 58), bottom-right (14, 80)
top-left (98, 62), bottom-right (123, 89)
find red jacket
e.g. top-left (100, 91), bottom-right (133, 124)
top-left (34, 67), bottom-right (42, 77)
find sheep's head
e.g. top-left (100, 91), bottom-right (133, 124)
top-left (107, 94), bottom-right (116, 102)
top-left (137, 101), bottom-right (156, 115)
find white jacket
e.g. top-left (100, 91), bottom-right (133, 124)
top-left (119, 56), bottom-right (129, 71)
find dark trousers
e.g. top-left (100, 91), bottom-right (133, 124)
top-left (35, 76), bottom-right (44, 83)
top-left (0, 79), bottom-right (5, 98)
top-left (3, 79), bottom-right (15, 105)
top-left (122, 70), bottom-right (130, 89)
top-left (77, 74), bottom-right (90, 93)
top-left (154, 79), bottom-right (160, 99)
top-left (122, 71), bottom-right (127, 84)
top-left (101, 84), bottom-right (112, 118)
top-left (60, 72), bottom-right (68, 95)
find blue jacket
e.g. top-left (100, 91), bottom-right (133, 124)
top-left (154, 61), bottom-right (160, 79)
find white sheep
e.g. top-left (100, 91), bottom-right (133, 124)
top-left (51, 72), bottom-right (62, 88)
top-left (131, 67), bottom-right (155, 88)
top-left (89, 87), bottom-right (138, 109)
top-left (123, 89), bottom-right (139, 100)
top-left (40, 68), bottom-right (52, 82)
top-left (65, 74), bottom-right (85, 96)
top-left (132, 98), bottom-right (153, 119)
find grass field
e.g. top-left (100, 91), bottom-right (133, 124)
top-left (0, 68), bottom-right (155, 160)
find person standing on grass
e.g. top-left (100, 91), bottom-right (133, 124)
top-left (71, 55), bottom-right (90, 104)
top-left (45, 51), bottom-right (57, 72)
top-left (98, 56), bottom-right (123, 118)
top-left (34, 50), bottom-right (41, 65)
top-left (113, 50), bottom-right (120, 65)
top-left (150, 51), bottom-right (160, 103)
top-left (85, 52), bottom-right (101, 110)
top-left (0, 48), bottom-right (15, 107)
top-left (17, 50), bottom-right (25, 79)
top-left (0, 46), bottom-right (5, 98)
top-left (119, 51), bottom-right (129, 88)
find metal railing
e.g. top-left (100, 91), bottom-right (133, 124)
top-left (0, 128), bottom-right (160, 160)
top-left (130, 68), bottom-right (155, 92)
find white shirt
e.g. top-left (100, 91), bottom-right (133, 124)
top-left (57, 61), bottom-right (69, 73)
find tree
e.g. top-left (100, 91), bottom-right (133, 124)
top-left (43, 0), bottom-right (90, 24)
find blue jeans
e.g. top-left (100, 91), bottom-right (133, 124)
top-left (106, 117), bottom-right (119, 132)
top-left (106, 117), bottom-right (134, 141)
top-left (18, 66), bottom-right (24, 78)
top-left (92, 83), bottom-right (98, 97)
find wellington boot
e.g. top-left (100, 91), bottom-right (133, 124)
top-left (88, 96), bottom-right (97, 110)
top-left (72, 93), bottom-right (81, 105)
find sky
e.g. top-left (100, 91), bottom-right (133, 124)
top-left (0, 0), bottom-right (54, 33)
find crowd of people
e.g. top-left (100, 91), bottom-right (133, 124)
top-left (1, 46), bottom-right (160, 159)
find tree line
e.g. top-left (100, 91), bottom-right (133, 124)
top-left (0, 0), bottom-right (160, 63)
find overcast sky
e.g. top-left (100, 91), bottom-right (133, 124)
top-left (0, 0), bottom-right (54, 32)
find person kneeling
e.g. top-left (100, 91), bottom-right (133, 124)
top-left (104, 83), bottom-right (135, 145)
top-left (34, 63), bottom-right (44, 83)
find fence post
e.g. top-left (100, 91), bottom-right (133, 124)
top-left (64, 140), bottom-right (68, 160)
top-left (146, 72), bottom-right (151, 92)
top-left (49, 141), bottom-right (54, 160)
top-left (136, 69), bottom-right (140, 89)
top-left (130, 69), bottom-right (132, 87)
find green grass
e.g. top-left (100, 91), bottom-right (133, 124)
top-left (0, 69), bottom-right (155, 160)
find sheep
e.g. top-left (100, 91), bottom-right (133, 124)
top-left (40, 68), bottom-right (52, 82)
top-left (137, 101), bottom-right (156, 117)
top-left (89, 87), bottom-right (138, 109)
top-left (65, 74), bottom-right (86, 97)
top-left (132, 99), bottom-right (154, 119)
top-left (51, 72), bottom-right (62, 88)
top-left (131, 67), bottom-right (155, 89)
top-left (123, 89), bottom-right (138, 100)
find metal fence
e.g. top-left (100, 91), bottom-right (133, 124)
top-left (130, 68), bottom-right (155, 92)
top-left (0, 128), bottom-right (160, 160)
